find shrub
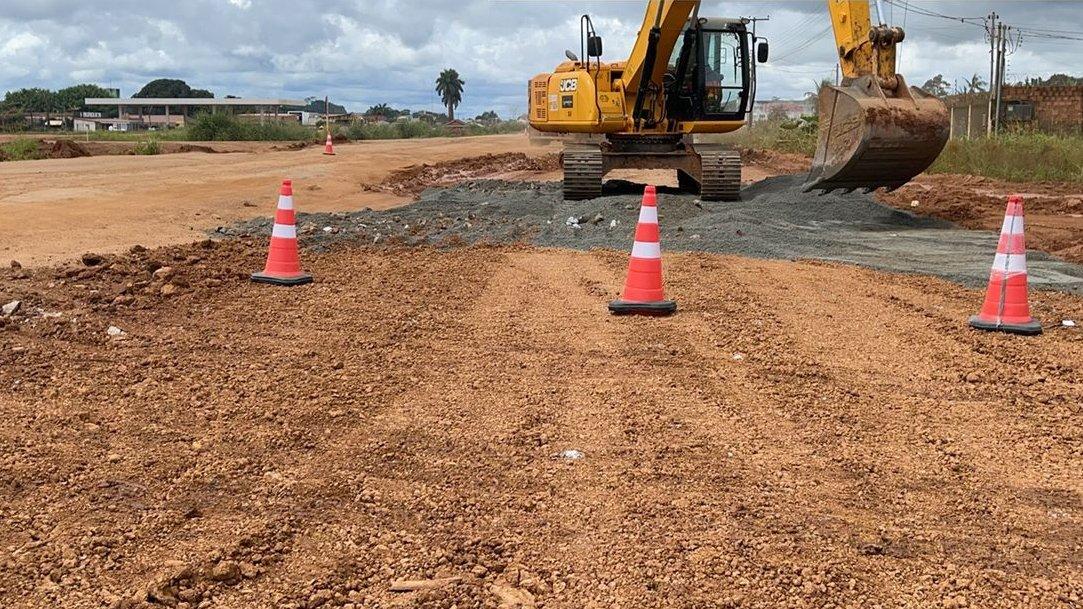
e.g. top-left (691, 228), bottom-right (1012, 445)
top-left (133, 138), bottom-right (161, 155)
top-left (344, 119), bottom-right (525, 141)
top-left (187, 113), bottom-right (243, 141)
top-left (713, 118), bottom-right (818, 157)
top-left (186, 113), bottom-right (318, 142)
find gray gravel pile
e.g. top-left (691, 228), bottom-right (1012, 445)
top-left (218, 176), bottom-right (1083, 293)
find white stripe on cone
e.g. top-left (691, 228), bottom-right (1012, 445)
top-left (272, 224), bottom-right (297, 239)
top-left (631, 241), bottom-right (662, 259)
top-left (638, 207), bottom-right (658, 224)
top-left (278, 195), bottom-right (294, 211)
top-left (993, 253), bottom-right (1027, 274)
top-left (1000, 214), bottom-right (1024, 235)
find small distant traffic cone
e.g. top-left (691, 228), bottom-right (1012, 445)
top-left (251, 179), bottom-right (313, 287)
top-left (969, 195), bottom-right (1041, 335)
top-left (609, 185), bottom-right (676, 316)
top-left (323, 131), bottom-right (335, 156)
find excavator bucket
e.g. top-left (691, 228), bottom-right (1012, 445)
top-left (804, 75), bottom-right (949, 193)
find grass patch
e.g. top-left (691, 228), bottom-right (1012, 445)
top-left (930, 132), bottom-right (1083, 183)
top-left (0, 138), bottom-right (45, 161)
top-left (708, 118), bottom-right (819, 157)
top-left (187, 113), bottom-right (319, 142)
top-left (133, 138), bottom-right (161, 155)
top-left (84, 130), bottom-right (190, 142)
top-left (343, 120), bottom-right (525, 141)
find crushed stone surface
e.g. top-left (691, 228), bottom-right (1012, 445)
top-left (220, 176), bottom-right (1083, 294)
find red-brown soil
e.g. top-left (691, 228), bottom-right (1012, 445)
top-left (879, 174), bottom-right (1083, 263)
top-left (363, 153), bottom-right (562, 197)
top-left (0, 242), bottom-right (1079, 609)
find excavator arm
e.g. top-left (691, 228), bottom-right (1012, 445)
top-left (621, 0), bottom-right (699, 94)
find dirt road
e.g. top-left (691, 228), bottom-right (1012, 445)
top-left (0, 242), bottom-right (1080, 609)
top-left (0, 135), bottom-right (543, 266)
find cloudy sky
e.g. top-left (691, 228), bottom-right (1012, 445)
top-left (1, 1), bottom-right (1080, 117)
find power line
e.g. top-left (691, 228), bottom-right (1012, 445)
top-left (770, 23), bottom-right (834, 64)
top-left (881, 0), bottom-right (985, 28)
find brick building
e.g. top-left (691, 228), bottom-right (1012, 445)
top-left (1001, 85), bottom-right (1083, 134)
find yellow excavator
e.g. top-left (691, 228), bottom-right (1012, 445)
top-left (528, 0), bottom-right (949, 200)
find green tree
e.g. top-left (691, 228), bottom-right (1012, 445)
top-left (920, 74), bottom-right (950, 97)
top-left (54, 84), bottom-right (117, 114)
top-left (366, 103), bottom-right (393, 118)
top-left (475, 110), bottom-right (499, 123)
top-left (2, 88), bottom-right (55, 112)
top-left (1020, 73), bottom-right (1083, 87)
top-left (435, 68), bottom-right (465, 121)
top-left (134, 79), bottom-right (214, 99)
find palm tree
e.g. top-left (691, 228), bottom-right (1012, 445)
top-left (367, 103), bottom-right (392, 118)
top-left (435, 69), bottom-right (465, 121)
top-left (964, 73), bottom-right (987, 94)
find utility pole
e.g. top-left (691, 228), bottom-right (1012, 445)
top-left (986, 12), bottom-right (998, 136)
top-left (993, 23), bottom-right (1008, 134)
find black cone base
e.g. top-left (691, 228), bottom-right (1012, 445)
top-left (968, 315), bottom-right (1042, 336)
top-left (608, 299), bottom-right (677, 316)
top-left (251, 272), bottom-right (313, 287)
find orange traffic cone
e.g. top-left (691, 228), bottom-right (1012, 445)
top-left (323, 131), bottom-right (335, 156)
top-left (251, 179), bottom-right (313, 287)
top-left (969, 195), bottom-right (1041, 335)
top-left (609, 185), bottom-right (676, 316)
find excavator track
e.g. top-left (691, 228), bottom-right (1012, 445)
top-left (563, 147), bottom-right (604, 201)
top-left (698, 149), bottom-right (742, 202)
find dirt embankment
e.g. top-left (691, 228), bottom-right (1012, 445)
top-left (0, 239), bottom-right (1080, 609)
top-left (878, 174), bottom-right (1083, 263)
top-left (0, 139), bottom-right (238, 161)
top-left (362, 153), bottom-right (561, 197)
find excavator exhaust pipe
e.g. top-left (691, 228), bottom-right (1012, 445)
top-left (804, 75), bottom-right (949, 193)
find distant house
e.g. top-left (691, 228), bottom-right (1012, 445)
top-left (752, 100), bottom-right (812, 122)
top-left (445, 119), bottom-right (468, 135)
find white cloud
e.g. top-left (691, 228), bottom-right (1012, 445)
top-left (0, 1), bottom-right (1078, 117)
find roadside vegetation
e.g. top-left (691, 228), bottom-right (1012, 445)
top-left (720, 117), bottom-right (1082, 184)
top-left (716, 117), bottom-right (818, 157)
top-left (343, 119), bottom-right (524, 141)
top-left (185, 113), bottom-right (319, 142)
top-left (929, 132), bottom-right (1083, 183)
top-left (133, 138), bottom-right (161, 155)
top-left (0, 137), bottom-right (46, 161)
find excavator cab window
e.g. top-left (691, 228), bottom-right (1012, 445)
top-left (665, 23), bottom-right (750, 123)
top-left (701, 29), bottom-right (747, 118)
